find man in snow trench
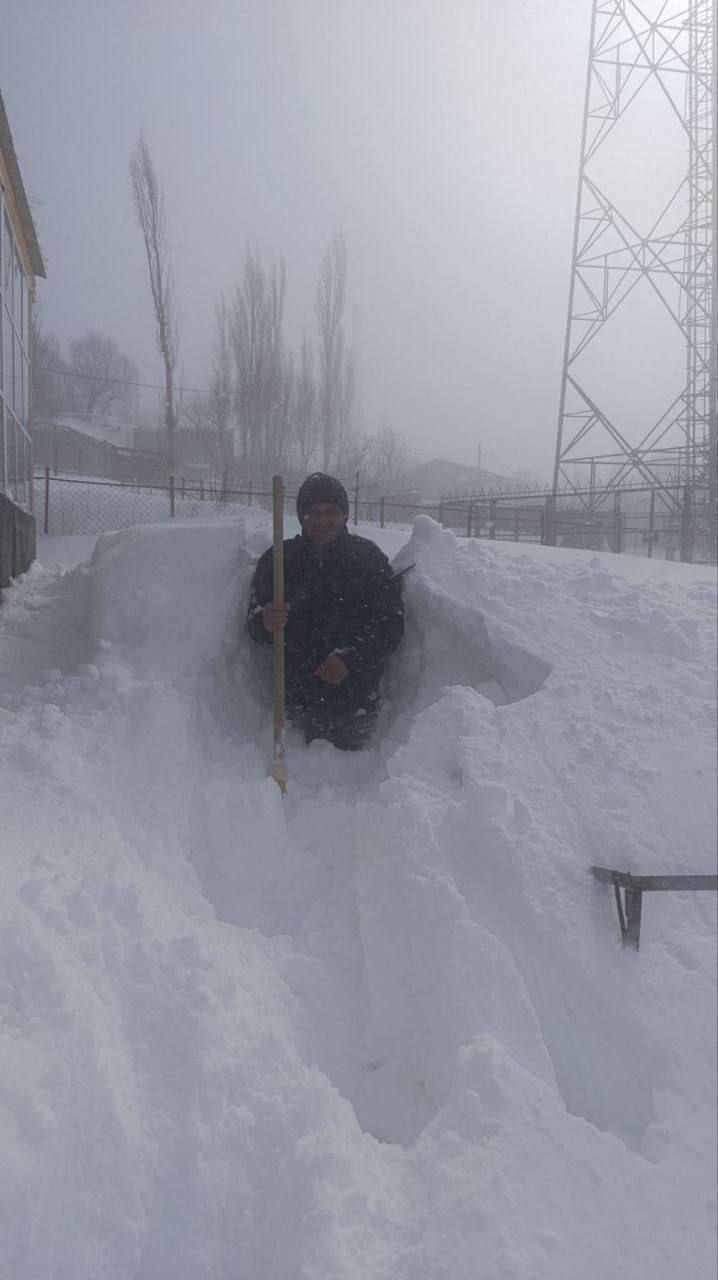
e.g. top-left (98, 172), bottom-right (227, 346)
top-left (247, 473), bottom-right (404, 750)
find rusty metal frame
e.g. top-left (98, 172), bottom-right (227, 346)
top-left (592, 865), bottom-right (718, 949)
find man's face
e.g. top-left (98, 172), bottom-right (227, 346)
top-left (302, 501), bottom-right (347, 551)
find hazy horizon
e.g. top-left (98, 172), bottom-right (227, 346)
top-left (3, 1), bottom-right (686, 482)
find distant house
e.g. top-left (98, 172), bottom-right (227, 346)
top-left (33, 414), bottom-right (153, 482)
top-left (404, 457), bottom-right (511, 500)
top-left (0, 90), bottom-right (46, 585)
top-left (33, 413), bottom-right (219, 486)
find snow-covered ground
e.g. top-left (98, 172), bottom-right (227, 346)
top-left (1, 511), bottom-right (716, 1280)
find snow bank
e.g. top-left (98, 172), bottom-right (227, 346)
top-left (1, 516), bottom-right (715, 1279)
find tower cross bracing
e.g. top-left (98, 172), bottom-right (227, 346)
top-left (553, 0), bottom-right (716, 517)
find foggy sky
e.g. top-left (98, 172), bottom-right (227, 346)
top-left (3, 1), bottom-right (597, 478)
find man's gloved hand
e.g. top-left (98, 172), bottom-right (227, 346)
top-left (314, 652), bottom-right (349, 685)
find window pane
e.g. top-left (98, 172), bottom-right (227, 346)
top-left (23, 279), bottom-right (30, 352)
top-left (7, 408), bottom-right (16, 498)
top-left (15, 425), bottom-right (25, 505)
top-left (21, 427), bottom-right (28, 505)
top-left (3, 307), bottom-right (13, 411)
top-left (13, 247), bottom-right (22, 328)
top-left (22, 352), bottom-right (29, 429)
top-left (14, 330), bottom-right (21, 417)
top-left (3, 214), bottom-right (13, 309)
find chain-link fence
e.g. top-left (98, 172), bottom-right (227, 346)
top-left (36, 473), bottom-right (282, 536)
top-left (36, 470), bottom-right (716, 564)
top-left (357, 486), bottom-right (715, 563)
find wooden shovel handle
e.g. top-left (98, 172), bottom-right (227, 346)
top-left (271, 475), bottom-right (287, 791)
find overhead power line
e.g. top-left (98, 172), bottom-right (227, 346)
top-left (36, 365), bottom-right (497, 470)
top-left (37, 365), bottom-right (212, 397)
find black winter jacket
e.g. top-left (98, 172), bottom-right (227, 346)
top-left (247, 529), bottom-right (404, 712)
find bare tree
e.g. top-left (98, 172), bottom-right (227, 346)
top-left (230, 246), bottom-right (289, 481)
top-left (274, 347), bottom-right (294, 477)
top-left (359, 427), bottom-right (410, 498)
top-left (130, 132), bottom-right (179, 470)
top-left (31, 310), bottom-right (70, 422)
top-left (315, 231), bottom-right (354, 471)
top-left (293, 334), bottom-right (318, 472)
top-left (67, 331), bottom-right (139, 419)
top-left (205, 296), bottom-right (236, 480)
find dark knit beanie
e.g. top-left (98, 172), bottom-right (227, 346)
top-left (296, 473), bottom-right (349, 522)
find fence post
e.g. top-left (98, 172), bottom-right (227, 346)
top-left (647, 487), bottom-right (656, 559)
top-left (540, 508), bottom-right (546, 545)
top-left (514, 508), bottom-right (520, 543)
top-left (169, 474), bottom-right (175, 518)
top-left (680, 484), bottom-right (694, 563)
top-left (247, 479), bottom-right (253, 507)
top-left (466, 503), bottom-right (473, 538)
top-left (200, 477), bottom-right (204, 501)
top-left (438, 499), bottom-right (444, 526)
top-left (489, 498), bottom-right (497, 539)
top-left (612, 492), bottom-right (622, 554)
top-left (589, 459), bottom-right (597, 512)
top-left (380, 496), bottom-right (385, 529)
top-left (354, 470), bottom-right (360, 526)
top-left (44, 465), bottom-right (50, 535)
top-left (543, 495), bottom-right (555, 546)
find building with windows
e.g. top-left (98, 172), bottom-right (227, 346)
top-left (0, 90), bottom-right (45, 586)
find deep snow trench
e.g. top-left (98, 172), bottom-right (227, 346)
top-left (185, 517), bottom-right (553, 1146)
top-left (186, 520), bottom-right (662, 1150)
top-left (1, 514), bottom-right (715, 1280)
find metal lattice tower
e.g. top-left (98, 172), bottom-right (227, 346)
top-left (553, 0), bottom-right (717, 515)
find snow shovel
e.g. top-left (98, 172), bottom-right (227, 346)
top-left (270, 474), bottom-right (288, 795)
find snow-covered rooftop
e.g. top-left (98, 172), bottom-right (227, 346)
top-left (38, 413), bottom-right (138, 449)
